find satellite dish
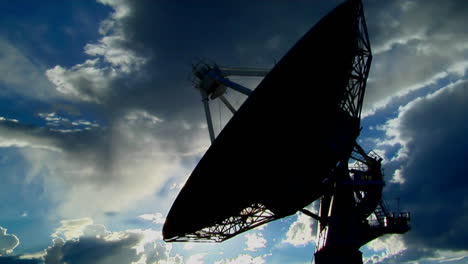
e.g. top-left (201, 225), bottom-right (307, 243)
top-left (163, 0), bottom-right (410, 262)
top-left (164, 0), bottom-right (364, 241)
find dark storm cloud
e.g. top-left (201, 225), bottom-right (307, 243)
top-left (19, 0), bottom-right (357, 217)
top-left (43, 233), bottom-right (142, 264)
top-left (42, 0), bottom-right (350, 166)
top-left (50, 0), bottom-right (345, 120)
top-left (383, 80), bottom-right (468, 253)
top-left (0, 256), bottom-right (41, 264)
top-left (41, 222), bottom-right (183, 264)
top-left (46, 0), bottom-right (468, 119)
top-left (3, 0), bottom-right (467, 253)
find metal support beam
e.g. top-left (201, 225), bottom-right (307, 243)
top-left (300, 208), bottom-right (326, 224)
top-left (201, 91), bottom-right (215, 143)
top-left (219, 95), bottom-right (237, 114)
top-left (206, 71), bottom-right (253, 96)
top-left (220, 67), bottom-right (269, 77)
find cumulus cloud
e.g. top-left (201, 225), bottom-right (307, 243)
top-left (374, 80), bottom-right (468, 260)
top-left (45, 0), bottom-right (146, 104)
top-left (363, 235), bottom-right (407, 264)
top-left (139, 213), bottom-right (165, 225)
top-left (244, 233), bottom-right (267, 252)
top-left (142, 240), bottom-right (183, 264)
top-left (186, 253), bottom-right (207, 264)
top-left (46, 59), bottom-right (119, 103)
top-left (42, 218), bottom-right (185, 264)
top-left (214, 254), bottom-right (266, 264)
top-left (0, 227), bottom-right (19, 255)
top-left (44, 231), bottom-right (143, 264)
top-left (283, 208), bottom-right (316, 247)
top-left (51, 218), bottom-right (95, 240)
top-left (362, 0), bottom-right (468, 114)
top-left (3, 0), bottom-right (467, 262)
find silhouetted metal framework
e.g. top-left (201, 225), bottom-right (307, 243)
top-left (339, 0), bottom-right (372, 120)
top-left (163, 0), bottom-right (372, 243)
top-left (168, 203), bottom-right (276, 242)
top-left (314, 144), bottom-right (410, 257)
top-left (163, 0), bottom-right (410, 252)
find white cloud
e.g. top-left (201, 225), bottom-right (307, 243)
top-left (244, 233), bottom-right (267, 252)
top-left (283, 212), bottom-right (315, 247)
top-left (214, 254), bottom-right (266, 264)
top-left (45, 0), bottom-right (147, 104)
top-left (85, 35), bottom-right (146, 73)
top-left (186, 253), bottom-right (208, 264)
top-left (142, 240), bottom-right (183, 264)
top-left (390, 168), bottom-right (405, 184)
top-left (37, 112), bottom-right (100, 131)
top-left (0, 227), bottom-right (19, 255)
top-left (51, 218), bottom-right (94, 240)
top-left (46, 59), bottom-right (118, 103)
top-left (364, 235), bottom-right (407, 263)
top-left (139, 213), bottom-right (165, 225)
top-left (362, 0), bottom-right (468, 115)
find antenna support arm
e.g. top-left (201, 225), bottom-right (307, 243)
top-left (206, 71), bottom-right (253, 96)
top-left (219, 67), bottom-right (269, 77)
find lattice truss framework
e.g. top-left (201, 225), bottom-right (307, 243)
top-left (339, 1), bottom-right (372, 119)
top-left (169, 203), bottom-right (277, 242)
top-left (316, 145), bottom-right (384, 251)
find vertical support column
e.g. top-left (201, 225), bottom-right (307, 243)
top-left (201, 91), bottom-right (216, 143)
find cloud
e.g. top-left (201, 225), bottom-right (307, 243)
top-left (142, 240), bottom-right (183, 264)
top-left (283, 208), bottom-right (316, 247)
top-left (363, 235), bottom-right (407, 264)
top-left (186, 253), bottom-right (207, 264)
top-left (0, 109), bottom-right (207, 219)
top-left (374, 80), bottom-right (468, 260)
top-left (362, 0), bottom-right (468, 114)
top-left (214, 254), bottom-right (266, 264)
top-left (3, 0), bottom-right (467, 261)
top-left (0, 1), bottom-right (216, 221)
top-left (44, 232), bottom-right (143, 264)
top-left (43, 218), bottom-right (184, 264)
top-left (0, 256), bottom-right (42, 264)
top-left (51, 218), bottom-right (94, 240)
top-left (244, 233), bottom-right (267, 252)
top-left (0, 38), bottom-right (58, 100)
top-left (139, 213), bottom-right (165, 225)
top-left (364, 246), bottom-right (468, 264)
top-left (0, 227), bottom-right (19, 255)
top-left (45, 59), bottom-right (119, 103)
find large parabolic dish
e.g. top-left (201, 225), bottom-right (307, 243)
top-left (163, 0), bottom-right (372, 242)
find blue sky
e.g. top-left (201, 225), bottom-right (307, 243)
top-left (0, 0), bottom-right (467, 263)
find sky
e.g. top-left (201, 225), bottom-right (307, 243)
top-left (0, 0), bottom-right (467, 263)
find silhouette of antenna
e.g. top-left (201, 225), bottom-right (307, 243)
top-left (163, 0), bottom-right (410, 263)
